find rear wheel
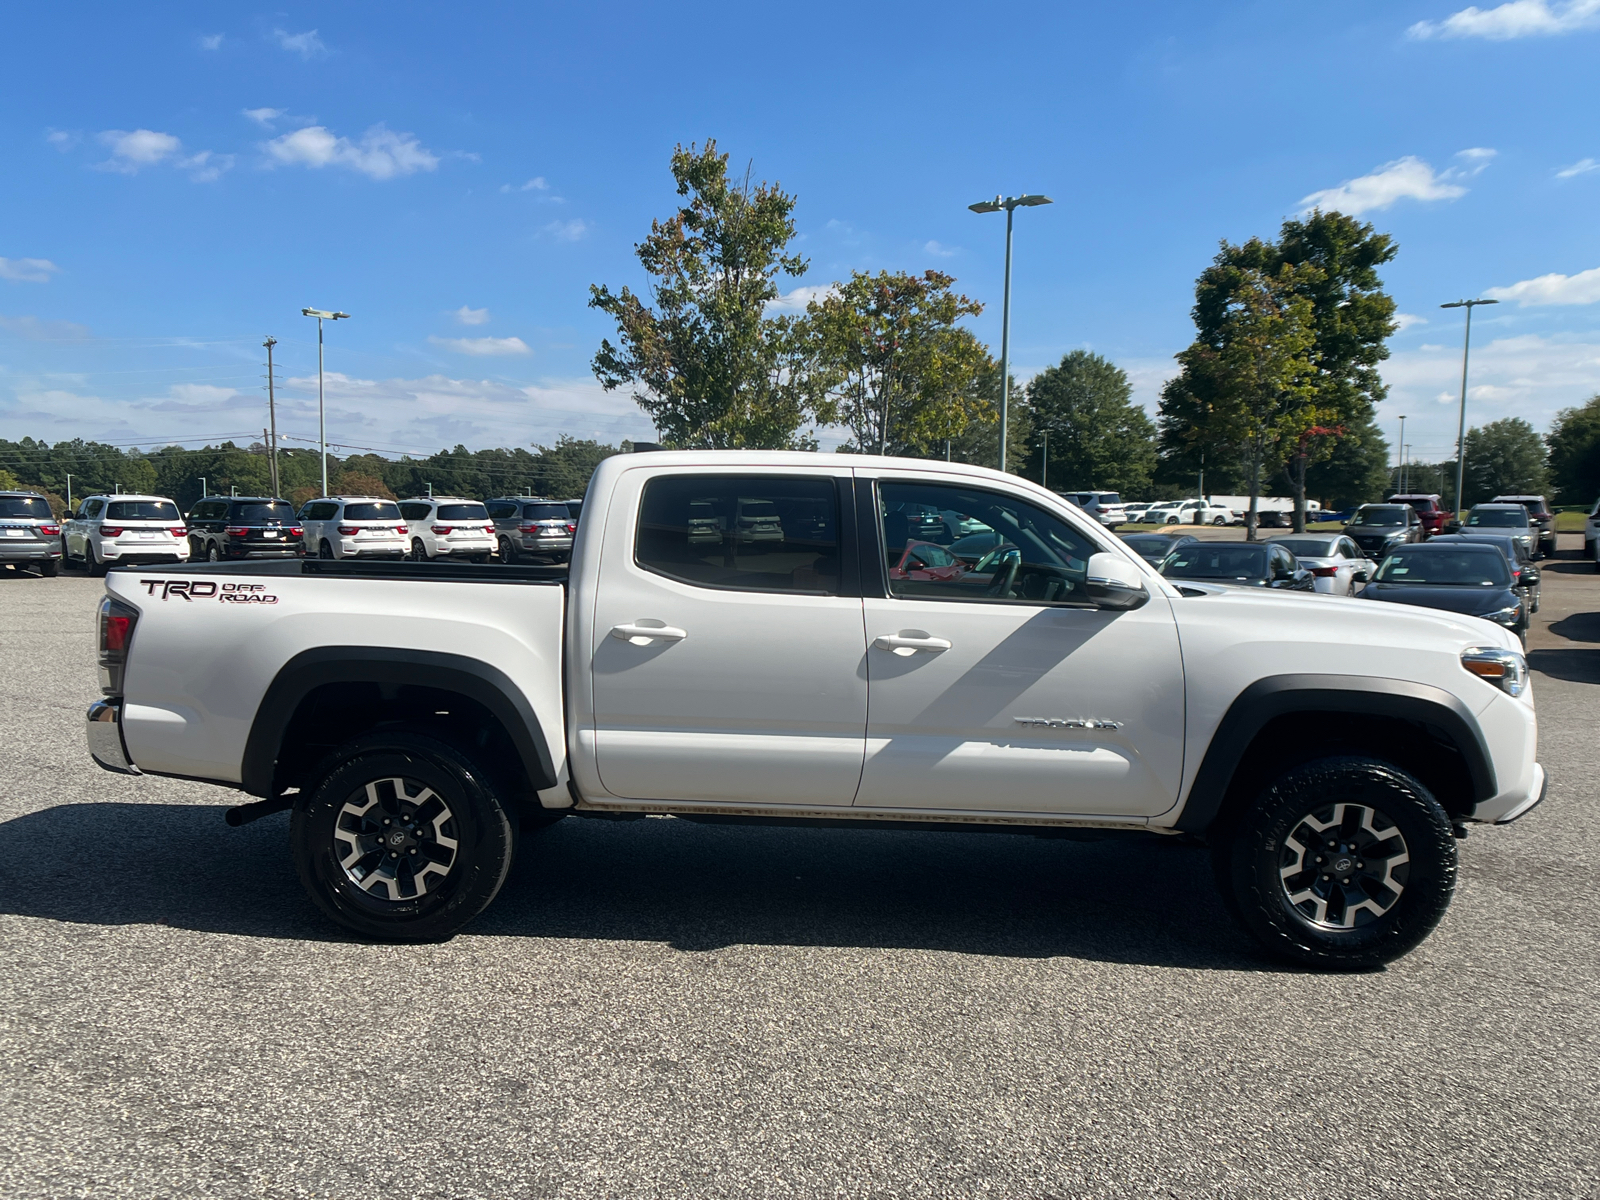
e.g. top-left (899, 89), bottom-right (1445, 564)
top-left (319, 539), bottom-right (334, 560)
top-left (1212, 756), bottom-right (1456, 969)
top-left (36, 559), bottom-right (59, 577)
top-left (411, 538), bottom-right (429, 562)
top-left (1212, 515), bottom-right (1227, 526)
top-left (498, 536), bottom-right (517, 564)
top-left (291, 733), bottom-right (517, 941)
top-left (206, 542), bottom-right (220, 562)
top-left (85, 542), bottom-right (106, 577)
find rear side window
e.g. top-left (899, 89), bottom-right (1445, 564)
top-left (437, 503), bottom-right (488, 521)
top-left (106, 500), bottom-right (181, 522)
top-left (398, 502), bottom-right (432, 520)
top-left (343, 502), bottom-right (401, 521)
top-left (0, 496), bottom-right (51, 518)
top-left (231, 501), bottom-right (295, 523)
top-left (486, 501), bottom-right (519, 520)
top-left (636, 474), bottom-right (840, 594)
top-left (522, 503), bottom-right (569, 521)
top-left (303, 502), bottom-right (337, 521)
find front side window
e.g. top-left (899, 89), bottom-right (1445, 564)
top-left (105, 500), bottom-right (181, 522)
top-left (342, 502), bottom-right (401, 521)
top-left (879, 481), bottom-right (1095, 605)
top-left (82, 499), bottom-right (105, 518)
top-left (637, 474), bottom-right (840, 594)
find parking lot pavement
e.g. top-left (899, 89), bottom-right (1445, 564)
top-left (1, 563), bottom-right (1597, 1200)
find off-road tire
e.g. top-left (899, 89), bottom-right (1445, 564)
top-left (36, 559), bottom-right (59, 577)
top-left (319, 539), bottom-right (334, 560)
top-left (1213, 756), bottom-right (1456, 969)
top-left (207, 543), bottom-right (221, 562)
top-left (291, 732), bottom-right (517, 941)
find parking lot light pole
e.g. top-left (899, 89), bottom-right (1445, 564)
top-left (1396, 415), bottom-right (1406, 493)
top-left (301, 308), bottom-right (351, 497)
top-left (1440, 298), bottom-right (1497, 517)
top-left (969, 194), bottom-right (1052, 473)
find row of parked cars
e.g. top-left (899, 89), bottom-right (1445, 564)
top-left (0, 490), bottom-right (582, 575)
top-left (1117, 497), bottom-right (1570, 644)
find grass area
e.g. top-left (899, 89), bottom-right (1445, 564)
top-left (1555, 511), bottom-right (1590, 533)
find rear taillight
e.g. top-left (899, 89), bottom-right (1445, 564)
top-left (169, 527), bottom-right (186, 537)
top-left (395, 526), bottom-right (408, 535)
top-left (41, 523), bottom-right (61, 536)
top-left (100, 526), bottom-right (124, 538)
top-left (431, 525), bottom-right (453, 535)
top-left (1309, 566), bottom-right (1338, 577)
top-left (98, 597), bottom-right (139, 696)
top-left (226, 526), bottom-right (249, 537)
top-left (518, 524), bottom-right (537, 533)
top-left (289, 526), bottom-right (303, 536)
top-left (338, 525), bottom-right (359, 535)
top-left (566, 523), bottom-right (577, 534)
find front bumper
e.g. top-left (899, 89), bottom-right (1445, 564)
top-left (86, 699), bottom-right (140, 775)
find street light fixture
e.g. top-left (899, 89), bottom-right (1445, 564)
top-left (1440, 298), bottom-right (1498, 518)
top-left (968, 193), bottom-right (1053, 472)
top-left (301, 307), bottom-right (351, 496)
top-left (1396, 414), bottom-right (1406, 493)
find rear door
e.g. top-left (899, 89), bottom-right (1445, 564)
top-left (586, 466), bottom-right (868, 806)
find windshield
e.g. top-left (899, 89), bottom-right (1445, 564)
top-left (1122, 535), bottom-right (1175, 556)
top-left (1375, 549), bottom-right (1511, 587)
top-left (437, 503), bottom-right (488, 521)
top-left (1349, 507), bottom-right (1407, 526)
top-left (343, 502), bottom-right (401, 521)
top-left (1467, 509), bottom-right (1528, 528)
top-left (0, 496), bottom-right (52, 519)
top-left (105, 500), bottom-right (181, 522)
top-left (232, 502), bottom-right (295, 523)
top-left (1161, 544), bottom-right (1269, 581)
top-left (1270, 537), bottom-right (1339, 557)
top-left (522, 504), bottom-right (569, 520)
top-left (901, 541), bottom-right (957, 568)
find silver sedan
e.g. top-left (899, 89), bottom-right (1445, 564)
top-left (1264, 534), bottom-right (1378, 596)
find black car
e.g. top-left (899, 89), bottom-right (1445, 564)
top-left (1121, 531), bottom-right (1198, 566)
top-left (1158, 541), bottom-right (1315, 590)
top-left (186, 496), bottom-right (304, 560)
top-left (1343, 503), bottom-right (1424, 559)
top-left (1357, 543), bottom-right (1527, 642)
top-left (1429, 532), bottom-right (1541, 613)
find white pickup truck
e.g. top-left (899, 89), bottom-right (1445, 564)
top-left (85, 452), bottom-right (1545, 968)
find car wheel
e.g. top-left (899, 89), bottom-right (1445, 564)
top-left (85, 542), bottom-right (106, 577)
top-left (471, 554), bottom-right (489, 564)
top-left (411, 538), bottom-right (429, 562)
top-left (36, 559), bottom-right (59, 578)
top-left (206, 542), bottom-right (221, 562)
top-left (319, 539), bottom-right (335, 560)
top-left (291, 732), bottom-right (517, 941)
top-left (1212, 756), bottom-right (1456, 970)
top-left (498, 536), bottom-right (517, 564)
top-left (1212, 515), bottom-right (1227, 526)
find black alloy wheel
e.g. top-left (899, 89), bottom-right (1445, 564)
top-left (319, 539), bottom-right (334, 560)
top-left (59, 537), bottom-right (78, 570)
top-left (207, 542), bottom-right (221, 562)
top-left (411, 538), bottom-right (429, 562)
top-left (36, 559), bottom-right (59, 577)
top-left (498, 536), bottom-right (517, 564)
top-left (1213, 756), bottom-right (1456, 969)
top-left (291, 732), bottom-right (517, 940)
top-left (85, 542), bottom-right (106, 577)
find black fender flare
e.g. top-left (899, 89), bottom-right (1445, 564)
top-left (241, 647), bottom-right (556, 797)
top-left (1174, 674), bottom-right (1497, 834)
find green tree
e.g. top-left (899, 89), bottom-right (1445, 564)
top-left (1304, 411), bottom-right (1391, 509)
top-left (1025, 350), bottom-right (1155, 495)
top-left (529, 436), bottom-right (619, 497)
top-left (942, 361), bottom-right (1029, 472)
top-left (590, 140), bottom-right (815, 449)
top-left (806, 270), bottom-right (990, 457)
top-left (1546, 394), bottom-right (1600, 506)
top-left (1462, 418), bottom-right (1548, 506)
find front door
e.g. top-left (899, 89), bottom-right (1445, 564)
top-left (857, 476), bottom-right (1185, 818)
top-left (587, 467), bottom-right (868, 807)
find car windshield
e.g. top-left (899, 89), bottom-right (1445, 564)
top-left (0, 496), bottom-right (52, 518)
top-left (1122, 535), bottom-right (1176, 556)
top-left (1375, 549), bottom-right (1511, 587)
top-left (522, 504), bottom-right (569, 520)
top-left (232, 502), bottom-right (295, 522)
top-left (105, 500), bottom-right (181, 521)
top-left (902, 541), bottom-right (957, 568)
top-left (343, 502), bottom-right (401, 521)
top-left (1270, 536), bottom-right (1340, 557)
top-left (1161, 544), bottom-right (1269, 581)
top-left (1467, 509), bottom-right (1528, 528)
top-left (437, 503), bottom-right (488, 521)
top-left (1348, 507), bottom-right (1407, 526)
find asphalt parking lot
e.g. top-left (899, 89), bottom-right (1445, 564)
top-left (1, 546), bottom-right (1597, 1199)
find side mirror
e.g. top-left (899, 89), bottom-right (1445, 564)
top-left (1085, 551), bottom-right (1150, 611)
top-left (1352, 568), bottom-right (1370, 583)
top-left (1444, 519), bottom-right (1462, 533)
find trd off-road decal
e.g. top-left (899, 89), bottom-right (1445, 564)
top-left (140, 579), bottom-right (279, 604)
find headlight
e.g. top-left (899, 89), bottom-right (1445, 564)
top-left (1484, 605), bottom-right (1522, 627)
top-left (1461, 646), bottom-right (1528, 697)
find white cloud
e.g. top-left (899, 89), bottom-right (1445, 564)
top-left (0, 258), bottom-right (60, 284)
top-left (766, 284), bottom-right (838, 312)
top-left (199, 33), bottom-right (224, 50)
top-left (262, 124), bottom-right (440, 180)
top-left (45, 129), bottom-right (78, 152)
top-left (0, 314), bottom-right (90, 340)
top-left (274, 28), bottom-right (327, 58)
top-left (1394, 313), bottom-right (1429, 331)
top-left (453, 306), bottom-right (490, 326)
top-left (541, 219), bottom-right (589, 242)
top-left (178, 150), bottom-right (233, 182)
top-left (1556, 157), bottom-right (1599, 178)
top-left (1484, 264), bottom-right (1600, 305)
top-left (923, 240), bottom-right (959, 258)
top-left (1408, 0), bottom-right (1600, 39)
top-left (521, 177), bottom-right (548, 191)
top-left (428, 336), bottom-right (531, 356)
top-left (1298, 152), bottom-right (1493, 215)
top-left (242, 107), bottom-right (285, 126)
top-left (96, 128), bottom-right (183, 171)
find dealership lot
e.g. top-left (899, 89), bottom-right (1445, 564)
top-left (1, 548), bottom-right (1597, 1198)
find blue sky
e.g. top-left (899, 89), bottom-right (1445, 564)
top-left (3, 0), bottom-right (1599, 470)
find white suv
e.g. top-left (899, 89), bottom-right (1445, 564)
top-left (62, 494), bottom-right (190, 575)
top-left (1060, 490), bottom-right (1129, 528)
top-left (298, 496), bottom-right (408, 561)
top-left (398, 497), bottom-right (495, 562)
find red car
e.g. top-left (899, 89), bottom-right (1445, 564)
top-left (889, 539), bottom-right (968, 582)
top-left (1389, 493), bottom-right (1447, 536)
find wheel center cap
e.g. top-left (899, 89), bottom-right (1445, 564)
top-left (387, 830), bottom-right (408, 848)
top-left (1331, 855), bottom-right (1355, 874)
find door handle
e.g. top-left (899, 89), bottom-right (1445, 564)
top-left (872, 633), bottom-right (952, 655)
top-left (611, 622), bottom-right (688, 645)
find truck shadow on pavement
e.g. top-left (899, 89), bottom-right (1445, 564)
top-left (0, 802), bottom-right (1279, 971)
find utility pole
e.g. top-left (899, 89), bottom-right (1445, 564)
top-left (263, 336), bottom-right (281, 498)
top-left (65, 474), bottom-right (73, 511)
top-left (1396, 415), bottom-right (1406, 494)
top-left (1441, 298), bottom-right (1498, 517)
top-left (200, 476), bottom-right (207, 499)
top-left (1041, 430), bottom-right (1049, 489)
top-left (302, 308), bottom-right (351, 496)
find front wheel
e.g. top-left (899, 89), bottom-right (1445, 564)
top-left (1212, 756), bottom-right (1456, 969)
top-left (291, 733), bottom-right (517, 941)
